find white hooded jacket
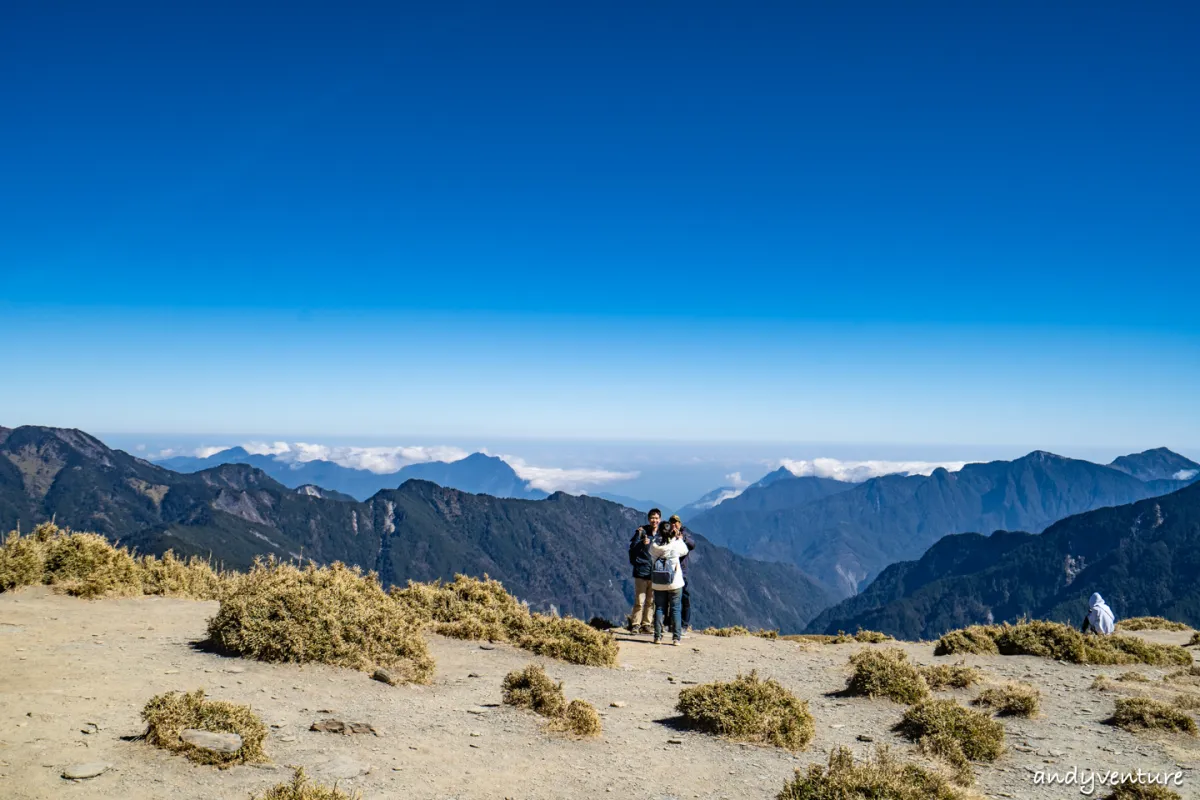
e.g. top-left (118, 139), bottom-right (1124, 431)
top-left (1086, 592), bottom-right (1115, 635)
top-left (649, 538), bottom-right (688, 591)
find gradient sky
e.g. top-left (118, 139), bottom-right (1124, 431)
top-left (2, 2), bottom-right (1198, 449)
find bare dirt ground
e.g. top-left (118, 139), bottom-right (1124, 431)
top-left (1, 588), bottom-right (1197, 799)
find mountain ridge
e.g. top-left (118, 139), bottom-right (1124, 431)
top-left (0, 425), bottom-right (830, 631)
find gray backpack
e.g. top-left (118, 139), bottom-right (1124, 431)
top-left (652, 555), bottom-right (676, 585)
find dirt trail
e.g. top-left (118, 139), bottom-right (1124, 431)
top-left (1, 588), bottom-right (1197, 799)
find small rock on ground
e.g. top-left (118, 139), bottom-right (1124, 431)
top-left (180, 729), bottom-right (243, 755)
top-left (62, 762), bottom-right (111, 780)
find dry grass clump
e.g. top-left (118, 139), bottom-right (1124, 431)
top-left (254, 767), bottom-right (361, 799)
top-left (0, 523), bottom-right (227, 600)
top-left (896, 699), bottom-right (1005, 784)
top-left (920, 664), bottom-right (983, 690)
top-left (846, 648), bottom-right (932, 704)
top-left (141, 689), bottom-right (267, 767)
top-left (1188, 632), bottom-right (1200, 647)
top-left (207, 558), bottom-right (434, 682)
top-left (844, 629), bottom-right (894, 643)
top-left (501, 664), bottom-right (601, 738)
top-left (676, 670), bottom-right (814, 752)
top-left (391, 575), bottom-right (618, 667)
top-left (1108, 697), bottom-right (1198, 736)
top-left (501, 664), bottom-right (567, 718)
top-left (1164, 665), bottom-right (1200, 684)
top-left (138, 551), bottom-right (226, 600)
top-left (777, 746), bottom-right (966, 800)
top-left (1117, 617), bottom-right (1190, 632)
top-left (934, 626), bottom-right (1000, 656)
top-left (935, 620), bottom-right (1192, 666)
top-left (973, 683), bottom-right (1040, 717)
top-left (702, 626), bottom-right (779, 639)
top-left (1174, 694), bottom-right (1200, 711)
top-left (1105, 783), bottom-right (1183, 800)
top-left (514, 614), bottom-right (619, 667)
top-left (1117, 671), bottom-right (1151, 683)
top-left (548, 699), bottom-right (603, 738)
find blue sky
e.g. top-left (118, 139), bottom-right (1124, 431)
top-left (2, 2), bottom-right (1198, 451)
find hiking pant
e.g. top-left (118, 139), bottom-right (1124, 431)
top-left (654, 588), bottom-right (683, 642)
top-left (629, 577), bottom-right (654, 628)
top-left (681, 581), bottom-right (691, 629)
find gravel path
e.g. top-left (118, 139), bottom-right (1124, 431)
top-left (1, 588), bottom-right (1196, 799)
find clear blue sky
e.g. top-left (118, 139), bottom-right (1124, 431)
top-left (2, 2), bottom-right (1198, 448)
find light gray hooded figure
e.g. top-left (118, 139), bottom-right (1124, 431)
top-left (1082, 592), bottom-right (1115, 635)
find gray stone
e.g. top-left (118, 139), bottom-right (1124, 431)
top-left (62, 762), bottom-right (111, 780)
top-left (610, 701), bottom-right (627, 708)
top-left (372, 668), bottom-right (397, 686)
top-left (180, 729), bottom-right (243, 755)
top-left (320, 755), bottom-right (372, 780)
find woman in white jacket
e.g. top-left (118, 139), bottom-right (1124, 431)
top-left (649, 527), bottom-right (689, 645)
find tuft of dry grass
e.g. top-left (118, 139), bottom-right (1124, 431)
top-left (549, 699), bottom-right (603, 738)
top-left (141, 689), bottom-right (267, 767)
top-left (1108, 697), bottom-right (1198, 736)
top-left (935, 620), bottom-right (1192, 666)
top-left (702, 626), bottom-right (779, 639)
top-left (846, 648), bottom-right (932, 704)
top-left (896, 698), bottom-right (1005, 784)
top-left (514, 614), bottom-right (620, 667)
top-left (677, 670), bottom-right (814, 752)
top-left (502, 664), bottom-right (567, 718)
top-left (1188, 632), bottom-right (1200, 647)
top-left (1105, 783), bottom-right (1183, 800)
top-left (392, 575), bottom-right (618, 667)
top-left (777, 746), bottom-right (966, 800)
top-left (933, 626), bottom-right (1001, 656)
top-left (1117, 617), bottom-right (1190, 632)
top-left (920, 664), bottom-right (983, 690)
top-left (254, 767), bottom-right (361, 799)
top-left (1117, 671), bottom-right (1151, 683)
top-left (782, 630), bottom-right (896, 645)
top-left (0, 523), bottom-right (228, 600)
top-left (973, 683), bottom-right (1040, 717)
top-left (207, 558), bottom-right (434, 682)
top-left (501, 664), bottom-right (601, 738)
top-left (845, 629), bottom-right (894, 643)
top-left (138, 551), bottom-right (227, 600)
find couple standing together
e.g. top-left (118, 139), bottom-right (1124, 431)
top-left (627, 509), bottom-right (696, 645)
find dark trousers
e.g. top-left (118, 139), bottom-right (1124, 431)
top-left (681, 581), bottom-right (691, 629)
top-left (654, 588), bottom-right (683, 642)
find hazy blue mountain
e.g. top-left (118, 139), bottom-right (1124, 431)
top-left (806, 480), bottom-right (1200, 639)
top-left (688, 451), bottom-right (1194, 598)
top-left (675, 486), bottom-right (743, 521)
top-left (1, 425), bottom-right (830, 631)
top-left (1108, 447), bottom-right (1200, 483)
top-left (156, 447), bottom-right (547, 500)
top-left (686, 475), bottom-right (857, 548)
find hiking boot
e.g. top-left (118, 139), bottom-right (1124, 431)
top-left (653, 637), bottom-right (662, 645)
top-left (671, 639), bottom-right (681, 646)
top-left (639, 625), bottom-right (653, 635)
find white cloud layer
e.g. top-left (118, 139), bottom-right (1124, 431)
top-left (1174, 469), bottom-right (1199, 481)
top-left (235, 441), bottom-right (471, 474)
top-left (777, 457), bottom-right (969, 483)
top-left (498, 455), bottom-right (639, 494)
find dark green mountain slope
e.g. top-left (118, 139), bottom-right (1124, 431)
top-left (690, 451), bottom-right (1193, 597)
top-left (0, 426), bottom-right (830, 631)
top-left (807, 481), bottom-right (1200, 639)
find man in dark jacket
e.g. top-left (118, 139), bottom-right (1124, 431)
top-left (667, 515), bottom-right (697, 635)
top-left (626, 509), bottom-right (662, 634)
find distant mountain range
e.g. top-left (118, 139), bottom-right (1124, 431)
top-left (685, 449), bottom-right (1199, 598)
top-left (674, 467), bottom-right (803, 519)
top-left (807, 479), bottom-right (1200, 638)
top-left (0, 426), bottom-right (831, 631)
top-left (158, 447), bottom-right (548, 501)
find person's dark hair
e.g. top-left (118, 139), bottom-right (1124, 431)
top-left (648, 508), bottom-right (661, 519)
